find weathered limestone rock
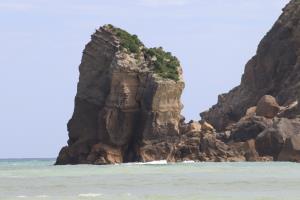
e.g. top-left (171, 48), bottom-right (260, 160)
top-left (256, 95), bottom-right (280, 118)
top-left (56, 25), bottom-right (184, 164)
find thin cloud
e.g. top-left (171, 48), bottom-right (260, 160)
top-left (140, 0), bottom-right (190, 7)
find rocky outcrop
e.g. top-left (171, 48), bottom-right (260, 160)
top-left (56, 25), bottom-right (269, 165)
top-left (198, 0), bottom-right (300, 162)
top-left (201, 0), bottom-right (300, 131)
top-left (57, 0), bottom-right (300, 164)
top-left (56, 25), bottom-right (185, 164)
top-left (196, 0), bottom-right (300, 162)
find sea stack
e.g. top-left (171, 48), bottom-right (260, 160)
top-left (56, 25), bottom-right (185, 164)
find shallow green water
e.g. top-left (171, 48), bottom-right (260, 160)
top-left (0, 159), bottom-right (299, 200)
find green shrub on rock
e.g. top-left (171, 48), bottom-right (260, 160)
top-left (145, 47), bottom-right (180, 81)
top-left (105, 24), bottom-right (143, 54)
top-left (105, 24), bottom-right (180, 81)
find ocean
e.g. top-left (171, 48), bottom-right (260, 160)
top-left (0, 159), bottom-right (299, 200)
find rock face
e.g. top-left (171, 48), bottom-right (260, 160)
top-left (57, 0), bottom-right (300, 164)
top-left (56, 25), bottom-right (184, 164)
top-left (201, 0), bottom-right (300, 131)
top-left (200, 0), bottom-right (300, 162)
top-left (278, 134), bottom-right (300, 161)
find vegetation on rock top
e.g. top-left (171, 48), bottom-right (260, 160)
top-left (145, 47), bottom-right (180, 81)
top-left (105, 24), bottom-right (143, 54)
top-left (104, 24), bottom-right (180, 81)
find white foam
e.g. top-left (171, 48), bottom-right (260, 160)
top-left (16, 195), bottom-right (27, 198)
top-left (78, 193), bottom-right (102, 197)
top-left (123, 160), bottom-right (168, 165)
top-left (145, 160), bottom-right (168, 165)
top-left (182, 160), bottom-right (195, 163)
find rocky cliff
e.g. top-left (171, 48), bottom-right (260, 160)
top-left (200, 0), bottom-right (300, 162)
top-left (56, 0), bottom-right (300, 164)
top-left (201, 0), bottom-right (300, 131)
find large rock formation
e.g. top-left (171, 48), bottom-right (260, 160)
top-left (201, 0), bottom-right (300, 131)
top-left (56, 25), bottom-right (267, 165)
top-left (57, 0), bottom-right (300, 164)
top-left (200, 0), bottom-right (300, 162)
top-left (56, 25), bottom-right (186, 164)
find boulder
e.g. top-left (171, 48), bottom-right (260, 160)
top-left (278, 134), bottom-right (300, 162)
top-left (256, 95), bottom-right (280, 118)
top-left (256, 117), bottom-right (300, 160)
top-left (255, 128), bottom-right (285, 159)
top-left (229, 116), bottom-right (273, 142)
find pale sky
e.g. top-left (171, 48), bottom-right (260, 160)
top-left (0, 0), bottom-right (289, 158)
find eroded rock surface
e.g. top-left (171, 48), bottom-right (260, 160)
top-left (56, 25), bottom-right (186, 164)
top-left (201, 0), bottom-right (300, 131)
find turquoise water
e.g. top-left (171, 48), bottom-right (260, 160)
top-left (0, 159), bottom-right (300, 200)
